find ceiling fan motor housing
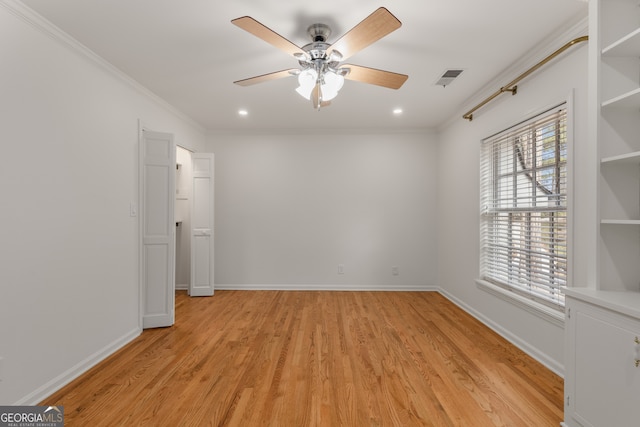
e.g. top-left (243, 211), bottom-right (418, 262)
top-left (307, 23), bottom-right (331, 42)
top-left (299, 43), bottom-right (344, 78)
top-left (300, 42), bottom-right (332, 62)
top-left (299, 24), bottom-right (342, 67)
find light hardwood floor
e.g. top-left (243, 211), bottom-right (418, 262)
top-left (42, 291), bottom-right (563, 426)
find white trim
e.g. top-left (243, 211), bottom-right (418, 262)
top-left (207, 127), bottom-right (436, 137)
top-left (215, 283), bottom-right (436, 292)
top-left (14, 327), bottom-right (141, 406)
top-left (565, 90), bottom-right (576, 289)
top-left (137, 120), bottom-right (145, 332)
top-left (440, 286), bottom-right (564, 377)
top-left (0, 0), bottom-right (205, 133)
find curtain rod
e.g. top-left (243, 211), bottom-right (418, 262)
top-left (462, 35), bottom-right (588, 121)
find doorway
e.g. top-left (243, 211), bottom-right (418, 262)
top-left (175, 146), bottom-right (193, 291)
top-left (140, 127), bottom-right (215, 330)
top-left (175, 147), bottom-right (215, 297)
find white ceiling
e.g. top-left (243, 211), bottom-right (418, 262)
top-left (20, 0), bottom-right (588, 132)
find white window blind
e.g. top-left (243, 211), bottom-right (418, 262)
top-left (480, 105), bottom-right (567, 307)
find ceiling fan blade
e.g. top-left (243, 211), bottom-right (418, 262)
top-left (232, 16), bottom-right (306, 58)
top-left (326, 7), bottom-right (401, 61)
top-left (343, 64), bottom-right (408, 89)
top-left (234, 69), bottom-right (298, 86)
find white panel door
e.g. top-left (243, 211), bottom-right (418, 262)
top-left (141, 130), bottom-right (176, 328)
top-left (190, 153), bottom-right (214, 296)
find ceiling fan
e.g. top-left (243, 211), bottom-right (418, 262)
top-left (231, 7), bottom-right (408, 110)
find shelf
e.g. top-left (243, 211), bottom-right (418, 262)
top-left (602, 27), bottom-right (640, 57)
top-left (602, 88), bottom-right (640, 109)
top-left (564, 288), bottom-right (640, 320)
top-left (601, 150), bottom-right (640, 164)
top-left (601, 219), bottom-right (640, 225)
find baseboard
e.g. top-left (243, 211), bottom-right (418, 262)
top-left (216, 283), bottom-right (437, 291)
top-left (15, 327), bottom-right (141, 405)
top-left (175, 283), bottom-right (188, 290)
top-left (436, 287), bottom-right (564, 377)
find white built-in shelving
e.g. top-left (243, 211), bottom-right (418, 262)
top-left (602, 26), bottom-right (640, 57)
top-left (601, 150), bottom-right (640, 164)
top-left (601, 219), bottom-right (640, 225)
top-left (601, 87), bottom-right (640, 108)
top-left (595, 0), bottom-right (640, 290)
top-left (564, 1), bottom-right (640, 426)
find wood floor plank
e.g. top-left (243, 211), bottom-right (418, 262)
top-left (41, 291), bottom-right (564, 426)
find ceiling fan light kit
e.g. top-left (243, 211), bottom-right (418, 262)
top-left (295, 68), bottom-right (344, 102)
top-left (231, 7), bottom-right (408, 110)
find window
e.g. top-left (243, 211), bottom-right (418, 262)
top-left (480, 106), bottom-right (568, 308)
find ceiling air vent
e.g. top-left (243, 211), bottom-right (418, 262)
top-left (435, 69), bottom-right (464, 87)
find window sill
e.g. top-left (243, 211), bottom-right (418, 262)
top-left (475, 279), bottom-right (565, 328)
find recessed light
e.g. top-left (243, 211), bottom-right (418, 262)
top-left (238, 109), bottom-right (248, 116)
top-left (393, 108), bottom-right (403, 115)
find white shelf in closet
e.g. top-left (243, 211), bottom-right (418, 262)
top-left (602, 27), bottom-right (640, 57)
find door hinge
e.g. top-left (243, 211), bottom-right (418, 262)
top-left (566, 395), bottom-right (570, 406)
top-left (567, 308), bottom-right (571, 319)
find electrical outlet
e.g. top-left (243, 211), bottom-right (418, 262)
top-left (338, 264), bottom-right (344, 274)
top-left (392, 266), bottom-right (399, 276)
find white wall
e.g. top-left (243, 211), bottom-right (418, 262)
top-left (0, 3), bottom-right (206, 404)
top-left (207, 131), bottom-right (438, 289)
top-left (436, 32), bottom-right (593, 374)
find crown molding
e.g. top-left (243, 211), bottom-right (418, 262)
top-left (0, 0), bottom-right (205, 134)
top-left (438, 13), bottom-right (589, 132)
top-left (207, 126), bottom-right (435, 138)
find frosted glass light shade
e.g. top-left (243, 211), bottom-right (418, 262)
top-left (320, 71), bottom-right (344, 101)
top-left (295, 68), bottom-right (344, 102)
top-left (296, 68), bottom-right (318, 100)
